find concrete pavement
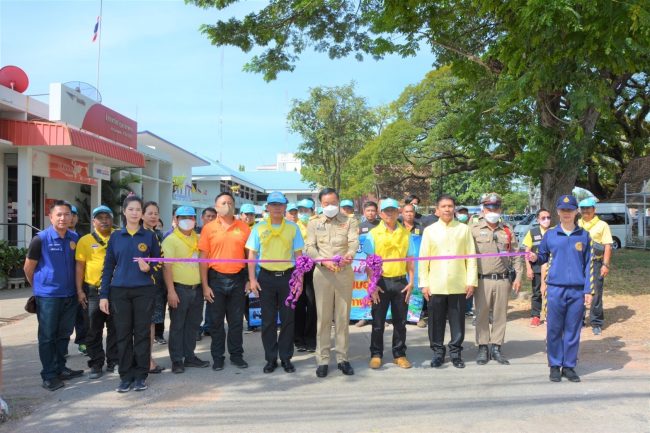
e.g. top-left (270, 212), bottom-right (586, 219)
top-left (1, 286), bottom-right (648, 433)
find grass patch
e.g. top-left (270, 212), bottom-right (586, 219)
top-left (606, 248), bottom-right (650, 295)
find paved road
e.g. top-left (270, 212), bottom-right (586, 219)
top-left (1, 287), bottom-right (648, 433)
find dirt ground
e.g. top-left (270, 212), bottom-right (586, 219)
top-left (509, 292), bottom-right (650, 371)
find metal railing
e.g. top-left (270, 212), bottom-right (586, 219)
top-left (0, 223), bottom-right (42, 248)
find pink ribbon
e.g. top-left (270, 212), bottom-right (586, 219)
top-left (362, 254), bottom-right (383, 307)
top-left (284, 256), bottom-right (315, 309)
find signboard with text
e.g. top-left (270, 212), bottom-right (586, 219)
top-left (49, 83), bottom-right (137, 148)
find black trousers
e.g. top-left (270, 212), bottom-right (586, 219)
top-left (294, 269), bottom-right (316, 349)
top-left (207, 269), bottom-right (246, 362)
top-left (589, 260), bottom-right (605, 327)
top-left (168, 283), bottom-right (204, 362)
top-left (370, 276), bottom-right (408, 358)
top-left (428, 293), bottom-right (465, 359)
top-left (531, 272), bottom-right (542, 318)
top-left (258, 268), bottom-right (295, 362)
top-left (85, 284), bottom-right (118, 369)
top-left (110, 285), bottom-right (156, 381)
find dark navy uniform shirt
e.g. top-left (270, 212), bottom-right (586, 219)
top-left (26, 226), bottom-right (79, 298)
top-left (535, 225), bottom-right (593, 294)
top-left (100, 226), bottom-right (162, 299)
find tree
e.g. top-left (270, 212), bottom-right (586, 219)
top-left (288, 83), bottom-right (377, 192)
top-left (188, 0), bottom-right (650, 209)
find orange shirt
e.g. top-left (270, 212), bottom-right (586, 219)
top-left (198, 217), bottom-right (251, 274)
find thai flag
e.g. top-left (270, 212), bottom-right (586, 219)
top-left (92, 16), bottom-right (100, 42)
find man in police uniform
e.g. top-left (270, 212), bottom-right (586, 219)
top-left (578, 197), bottom-right (613, 336)
top-left (305, 188), bottom-right (359, 378)
top-left (471, 193), bottom-right (524, 365)
top-left (522, 209), bottom-right (553, 327)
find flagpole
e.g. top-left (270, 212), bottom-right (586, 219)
top-left (96, 0), bottom-right (103, 93)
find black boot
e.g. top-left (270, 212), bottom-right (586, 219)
top-left (476, 345), bottom-right (489, 365)
top-left (490, 344), bottom-right (510, 365)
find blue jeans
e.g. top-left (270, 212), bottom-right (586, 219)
top-left (36, 295), bottom-right (78, 380)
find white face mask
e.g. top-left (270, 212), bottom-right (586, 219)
top-left (178, 219), bottom-right (196, 231)
top-left (539, 218), bottom-right (551, 228)
top-left (322, 205), bottom-right (339, 218)
top-left (485, 212), bottom-right (501, 224)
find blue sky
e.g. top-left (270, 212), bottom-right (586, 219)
top-left (0, 0), bottom-right (434, 169)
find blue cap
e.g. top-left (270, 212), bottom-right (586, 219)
top-left (556, 195), bottom-right (578, 210)
top-left (92, 205), bottom-right (113, 218)
top-left (578, 197), bottom-right (597, 208)
top-left (297, 199), bottom-right (314, 210)
top-left (267, 191), bottom-right (288, 204)
top-left (380, 198), bottom-right (400, 211)
top-left (287, 202), bottom-right (298, 212)
top-left (340, 199), bottom-right (354, 208)
top-left (70, 205), bottom-right (78, 215)
top-left (240, 203), bottom-right (256, 214)
top-left (175, 206), bottom-right (196, 217)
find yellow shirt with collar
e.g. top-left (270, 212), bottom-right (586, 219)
top-left (75, 230), bottom-right (112, 287)
top-left (418, 219), bottom-right (478, 295)
top-left (578, 216), bottom-right (613, 245)
top-left (162, 229), bottom-right (201, 285)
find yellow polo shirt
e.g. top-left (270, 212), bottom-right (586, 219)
top-left (578, 217), bottom-right (613, 245)
top-left (246, 219), bottom-right (304, 272)
top-left (161, 229), bottom-right (201, 285)
top-left (363, 221), bottom-right (416, 277)
top-left (418, 219), bottom-right (478, 295)
top-left (75, 231), bottom-right (112, 287)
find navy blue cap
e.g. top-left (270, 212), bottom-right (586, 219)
top-left (556, 195), bottom-right (578, 210)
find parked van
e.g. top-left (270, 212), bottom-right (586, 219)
top-left (514, 203), bottom-right (630, 249)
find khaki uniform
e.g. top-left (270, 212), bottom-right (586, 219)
top-left (305, 212), bottom-right (359, 365)
top-left (471, 218), bottom-right (524, 346)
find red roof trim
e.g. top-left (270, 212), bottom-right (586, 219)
top-left (0, 119), bottom-right (145, 167)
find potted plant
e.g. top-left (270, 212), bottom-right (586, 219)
top-left (0, 241), bottom-right (28, 289)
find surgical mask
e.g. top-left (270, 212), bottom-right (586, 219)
top-left (323, 205), bottom-right (339, 218)
top-left (539, 217), bottom-right (551, 228)
top-left (216, 203), bottom-right (234, 217)
top-left (412, 204), bottom-right (420, 213)
top-left (298, 213), bottom-right (311, 224)
top-left (178, 219), bottom-right (196, 231)
top-left (457, 214), bottom-right (469, 223)
top-left (485, 212), bottom-right (501, 224)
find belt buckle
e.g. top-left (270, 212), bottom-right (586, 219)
top-left (490, 274), bottom-right (498, 280)
top-left (274, 271), bottom-right (284, 277)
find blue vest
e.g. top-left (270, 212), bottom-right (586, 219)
top-left (33, 226), bottom-right (79, 297)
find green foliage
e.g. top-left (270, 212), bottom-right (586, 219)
top-left (0, 241), bottom-right (27, 278)
top-left (288, 83), bottom-right (377, 192)
top-left (189, 0), bottom-right (650, 207)
top-left (101, 170), bottom-right (141, 220)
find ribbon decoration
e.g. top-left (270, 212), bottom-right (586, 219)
top-left (284, 256), bottom-right (315, 309)
top-left (362, 254), bottom-right (384, 307)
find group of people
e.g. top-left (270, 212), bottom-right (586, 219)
top-left (23, 186), bottom-right (611, 393)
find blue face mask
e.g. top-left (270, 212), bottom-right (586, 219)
top-left (457, 214), bottom-right (469, 223)
top-left (298, 213), bottom-right (310, 224)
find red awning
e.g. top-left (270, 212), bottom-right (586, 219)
top-left (0, 119), bottom-right (145, 167)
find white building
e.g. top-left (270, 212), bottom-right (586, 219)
top-left (192, 161), bottom-right (317, 212)
top-left (255, 152), bottom-right (302, 172)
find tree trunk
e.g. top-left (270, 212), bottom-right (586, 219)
top-left (540, 154), bottom-right (579, 213)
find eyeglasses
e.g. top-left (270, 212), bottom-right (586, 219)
top-left (539, 216), bottom-right (551, 221)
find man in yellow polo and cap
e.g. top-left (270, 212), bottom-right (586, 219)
top-left (578, 197), bottom-right (613, 336)
top-left (363, 198), bottom-right (416, 370)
